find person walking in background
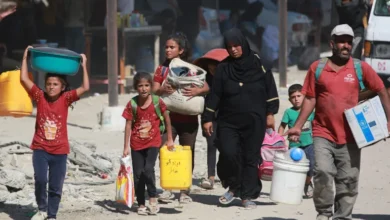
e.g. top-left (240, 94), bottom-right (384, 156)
top-left (335, 0), bottom-right (367, 59)
top-left (278, 84), bottom-right (315, 198)
top-left (202, 28), bottom-right (279, 209)
top-left (193, 48), bottom-right (229, 190)
top-left (285, 24), bottom-right (390, 220)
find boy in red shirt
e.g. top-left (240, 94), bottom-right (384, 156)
top-left (122, 72), bottom-right (174, 215)
top-left (20, 46), bottom-right (90, 220)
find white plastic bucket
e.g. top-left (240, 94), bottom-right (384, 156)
top-left (269, 149), bottom-right (310, 205)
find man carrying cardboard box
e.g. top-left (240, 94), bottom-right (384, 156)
top-left (285, 24), bottom-right (390, 220)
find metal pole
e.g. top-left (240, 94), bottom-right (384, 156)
top-left (107, 0), bottom-right (118, 106)
top-left (278, 0), bottom-right (287, 88)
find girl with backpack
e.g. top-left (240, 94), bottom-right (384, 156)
top-left (122, 72), bottom-right (174, 215)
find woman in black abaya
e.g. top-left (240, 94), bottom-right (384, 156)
top-left (202, 28), bottom-right (279, 209)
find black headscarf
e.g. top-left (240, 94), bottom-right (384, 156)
top-left (223, 28), bottom-right (262, 83)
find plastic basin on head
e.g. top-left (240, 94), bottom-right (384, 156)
top-left (29, 47), bottom-right (81, 76)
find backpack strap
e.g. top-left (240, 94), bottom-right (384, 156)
top-left (353, 58), bottom-right (366, 91)
top-left (152, 95), bottom-right (165, 133)
top-left (315, 58), bottom-right (328, 81)
top-left (130, 96), bottom-right (138, 121)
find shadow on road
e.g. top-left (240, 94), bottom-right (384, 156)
top-left (353, 214), bottom-right (390, 220)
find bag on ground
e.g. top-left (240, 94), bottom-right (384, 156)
top-left (115, 155), bottom-right (134, 208)
top-left (161, 58), bottom-right (207, 115)
top-left (259, 129), bottom-right (288, 181)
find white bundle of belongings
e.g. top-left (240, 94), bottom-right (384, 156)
top-left (161, 58), bottom-right (207, 115)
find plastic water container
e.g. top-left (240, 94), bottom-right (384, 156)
top-left (0, 70), bottom-right (33, 117)
top-left (270, 148), bottom-right (310, 205)
top-left (160, 145), bottom-right (192, 190)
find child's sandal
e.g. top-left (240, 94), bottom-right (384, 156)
top-left (200, 178), bottom-right (215, 189)
top-left (148, 203), bottom-right (160, 215)
top-left (179, 194), bottom-right (193, 204)
top-left (137, 207), bottom-right (148, 216)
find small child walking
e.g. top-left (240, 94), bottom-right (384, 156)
top-left (20, 46), bottom-right (90, 220)
top-left (278, 84), bottom-right (315, 198)
top-left (122, 72), bottom-right (174, 215)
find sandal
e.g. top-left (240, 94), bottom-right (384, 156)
top-left (137, 207), bottom-right (148, 216)
top-left (218, 191), bottom-right (235, 205)
top-left (148, 203), bottom-right (160, 215)
top-left (157, 190), bottom-right (175, 202)
top-left (200, 178), bottom-right (215, 189)
top-left (179, 193), bottom-right (193, 204)
top-left (304, 182), bottom-right (314, 198)
top-left (240, 200), bottom-right (256, 210)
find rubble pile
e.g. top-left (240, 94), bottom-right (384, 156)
top-left (0, 140), bottom-right (119, 206)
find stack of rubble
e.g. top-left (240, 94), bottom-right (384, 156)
top-left (0, 140), bottom-right (118, 206)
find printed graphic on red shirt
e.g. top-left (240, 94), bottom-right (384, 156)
top-left (29, 85), bottom-right (79, 154)
top-left (122, 98), bottom-right (167, 150)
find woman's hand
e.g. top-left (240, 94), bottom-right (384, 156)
top-left (266, 114), bottom-right (275, 130)
top-left (203, 122), bottom-right (213, 137)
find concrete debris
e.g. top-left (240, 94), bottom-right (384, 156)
top-left (10, 153), bottom-right (19, 168)
top-left (0, 184), bottom-right (10, 203)
top-left (68, 140), bottom-right (113, 174)
top-left (0, 168), bottom-right (26, 190)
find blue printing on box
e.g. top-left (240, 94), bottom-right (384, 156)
top-left (352, 109), bottom-right (374, 143)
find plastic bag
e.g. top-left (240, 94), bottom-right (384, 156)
top-left (115, 156), bottom-right (134, 208)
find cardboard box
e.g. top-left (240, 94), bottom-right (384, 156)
top-left (344, 96), bottom-right (389, 148)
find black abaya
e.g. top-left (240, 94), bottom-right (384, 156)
top-left (202, 28), bottom-right (279, 200)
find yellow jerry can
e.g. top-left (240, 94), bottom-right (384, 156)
top-left (0, 70), bottom-right (33, 117)
top-left (160, 145), bottom-right (192, 190)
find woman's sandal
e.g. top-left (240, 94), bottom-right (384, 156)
top-left (137, 207), bottom-right (148, 216)
top-left (218, 191), bottom-right (235, 205)
top-left (304, 182), bottom-right (314, 198)
top-left (240, 200), bottom-right (257, 210)
top-left (148, 203), bottom-right (160, 215)
top-left (200, 178), bottom-right (215, 190)
top-left (179, 193), bottom-right (193, 204)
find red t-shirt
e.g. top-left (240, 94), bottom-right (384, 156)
top-left (302, 58), bottom-right (385, 144)
top-left (29, 85), bottom-right (80, 154)
top-left (122, 97), bottom-right (167, 151)
top-left (153, 65), bottom-right (199, 124)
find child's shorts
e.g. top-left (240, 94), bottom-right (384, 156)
top-left (301, 144), bottom-right (314, 177)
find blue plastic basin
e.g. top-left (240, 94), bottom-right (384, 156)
top-left (29, 47), bottom-right (81, 76)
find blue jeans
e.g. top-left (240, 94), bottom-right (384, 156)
top-left (302, 144), bottom-right (315, 177)
top-left (33, 150), bottom-right (67, 219)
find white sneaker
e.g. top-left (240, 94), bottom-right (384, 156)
top-left (31, 211), bottom-right (47, 220)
